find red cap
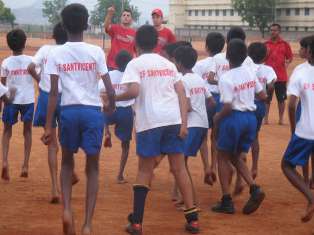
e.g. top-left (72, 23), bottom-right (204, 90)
top-left (152, 8), bottom-right (163, 17)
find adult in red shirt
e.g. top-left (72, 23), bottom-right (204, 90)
top-left (264, 23), bottom-right (293, 125)
top-left (151, 9), bottom-right (176, 54)
top-left (104, 6), bottom-right (136, 70)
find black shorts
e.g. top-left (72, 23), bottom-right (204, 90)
top-left (267, 81), bottom-right (287, 103)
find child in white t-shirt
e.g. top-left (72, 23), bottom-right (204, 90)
top-left (42, 4), bottom-right (115, 234)
top-left (28, 22), bottom-right (79, 204)
top-left (212, 39), bottom-right (267, 215)
top-left (282, 39), bottom-right (314, 223)
top-left (115, 25), bottom-right (199, 234)
top-left (173, 45), bottom-right (216, 208)
top-left (99, 50), bottom-right (134, 184)
top-left (1, 29), bottom-right (34, 181)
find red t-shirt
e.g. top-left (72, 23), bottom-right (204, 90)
top-left (154, 27), bottom-right (176, 54)
top-left (264, 37), bottom-right (293, 82)
top-left (106, 24), bottom-right (136, 69)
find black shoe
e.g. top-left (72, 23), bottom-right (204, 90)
top-left (126, 213), bottom-right (142, 235)
top-left (242, 185), bottom-right (265, 215)
top-left (212, 195), bottom-right (235, 214)
top-left (185, 221), bottom-right (200, 234)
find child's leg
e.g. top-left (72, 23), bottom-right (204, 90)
top-left (264, 103), bottom-right (270, 124)
top-left (217, 151), bottom-right (234, 196)
top-left (60, 148), bottom-right (76, 235)
top-left (282, 159), bottom-right (314, 222)
top-left (185, 158), bottom-right (198, 207)
top-left (1, 124), bottom-right (12, 180)
top-left (310, 154), bottom-right (314, 189)
top-left (303, 163), bottom-right (310, 186)
top-left (47, 128), bottom-right (60, 203)
top-left (82, 154), bottom-right (100, 235)
top-left (231, 153), bottom-right (255, 187)
top-left (251, 136), bottom-right (260, 179)
top-left (117, 141), bottom-right (130, 183)
top-left (21, 121), bottom-right (32, 177)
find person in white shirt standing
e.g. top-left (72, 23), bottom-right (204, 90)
top-left (28, 23), bottom-right (79, 204)
top-left (248, 42), bottom-right (276, 180)
top-left (212, 39), bottom-right (267, 215)
top-left (174, 45), bottom-right (216, 208)
top-left (114, 25), bottom-right (199, 235)
top-left (41, 4), bottom-right (115, 235)
top-left (1, 29), bottom-right (34, 181)
top-left (99, 50), bottom-right (134, 184)
top-left (282, 39), bottom-right (314, 223)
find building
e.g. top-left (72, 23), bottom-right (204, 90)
top-left (169, 0), bottom-right (314, 32)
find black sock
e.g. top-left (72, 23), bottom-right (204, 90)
top-left (250, 184), bottom-right (260, 194)
top-left (132, 184), bottom-right (150, 224)
top-left (184, 207), bottom-right (198, 223)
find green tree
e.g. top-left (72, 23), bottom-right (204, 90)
top-left (42, 0), bottom-right (67, 25)
top-left (0, 1), bottom-right (15, 28)
top-left (90, 0), bottom-right (140, 26)
top-left (232, 0), bottom-right (276, 37)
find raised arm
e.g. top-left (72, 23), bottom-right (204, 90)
top-left (104, 6), bottom-right (115, 33)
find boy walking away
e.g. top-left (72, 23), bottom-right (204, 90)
top-left (28, 23), bottom-right (79, 204)
top-left (115, 25), bottom-right (199, 234)
top-left (212, 39), bottom-right (267, 215)
top-left (174, 46), bottom-right (216, 208)
top-left (99, 50), bottom-right (134, 184)
top-left (282, 39), bottom-right (314, 223)
top-left (1, 29), bottom-right (34, 181)
top-left (248, 42), bottom-right (276, 179)
top-left (42, 4), bottom-right (115, 235)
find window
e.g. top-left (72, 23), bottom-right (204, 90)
top-left (295, 26), bottom-right (298, 31)
top-left (215, 9), bottom-right (219, 16)
top-left (305, 27), bottom-right (308, 32)
top-left (202, 10), bottom-right (206, 16)
top-left (276, 9), bottom-right (281, 16)
top-left (195, 10), bottom-right (199, 16)
top-left (305, 8), bottom-right (310, 16)
top-left (286, 8), bottom-right (290, 16)
top-left (295, 8), bottom-right (300, 16)
top-left (230, 9), bottom-right (234, 16)
top-left (208, 10), bottom-right (212, 16)
top-left (188, 10), bottom-right (192, 16)
top-left (223, 10), bottom-right (227, 16)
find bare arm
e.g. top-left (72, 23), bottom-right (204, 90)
top-left (207, 72), bottom-right (218, 85)
top-left (104, 6), bottom-right (115, 32)
top-left (256, 90), bottom-right (267, 102)
top-left (101, 73), bottom-right (116, 111)
top-left (186, 97), bottom-right (192, 112)
top-left (116, 82), bottom-right (140, 101)
top-left (288, 95), bottom-right (298, 135)
top-left (27, 63), bottom-right (40, 83)
top-left (174, 80), bottom-right (188, 139)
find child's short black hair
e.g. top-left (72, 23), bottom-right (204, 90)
top-left (248, 42), bottom-right (267, 64)
top-left (227, 26), bottom-right (246, 43)
top-left (309, 39), bottom-right (314, 62)
top-left (206, 32), bottom-right (225, 55)
top-left (271, 23), bottom-right (281, 30)
top-left (115, 50), bottom-right (133, 72)
top-left (53, 22), bottom-right (67, 45)
top-left (6, 29), bottom-right (27, 52)
top-left (174, 46), bottom-right (198, 70)
top-left (163, 41), bottom-right (192, 58)
top-left (300, 35), bottom-right (314, 49)
top-left (135, 25), bottom-right (158, 51)
top-left (227, 39), bottom-right (247, 67)
top-left (61, 3), bottom-right (88, 34)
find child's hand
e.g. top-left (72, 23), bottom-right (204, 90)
top-left (179, 124), bottom-right (188, 139)
top-left (107, 5), bottom-right (115, 15)
top-left (204, 167), bottom-right (217, 186)
top-left (103, 131), bottom-right (112, 148)
top-left (41, 128), bottom-right (52, 145)
top-left (7, 87), bottom-right (16, 103)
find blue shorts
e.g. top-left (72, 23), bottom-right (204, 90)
top-left (136, 125), bottom-right (184, 158)
top-left (207, 93), bottom-right (223, 128)
top-left (60, 105), bottom-right (105, 156)
top-left (33, 89), bottom-right (61, 128)
top-left (255, 100), bottom-right (266, 133)
top-left (184, 127), bottom-right (208, 157)
top-left (283, 134), bottom-right (314, 167)
top-left (2, 103), bottom-right (34, 125)
top-left (217, 111), bottom-right (257, 154)
top-left (296, 101), bottom-right (301, 123)
top-left (104, 106), bottom-right (133, 142)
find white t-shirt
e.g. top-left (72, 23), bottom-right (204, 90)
top-left (252, 63), bottom-right (277, 92)
top-left (32, 45), bottom-right (62, 93)
top-left (45, 42), bottom-right (108, 107)
top-left (0, 83), bottom-right (8, 98)
top-left (121, 53), bottom-right (182, 133)
top-left (182, 73), bottom-right (211, 128)
top-left (98, 70), bottom-right (135, 107)
top-left (0, 55), bottom-right (35, 104)
top-left (192, 57), bottom-right (216, 93)
top-left (214, 53), bottom-right (255, 94)
top-left (287, 64), bottom-right (314, 140)
top-left (219, 65), bottom-right (263, 111)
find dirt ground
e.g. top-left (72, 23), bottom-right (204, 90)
top-left (0, 37), bottom-right (313, 235)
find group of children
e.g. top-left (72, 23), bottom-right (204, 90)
top-left (0, 3), bottom-right (314, 235)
